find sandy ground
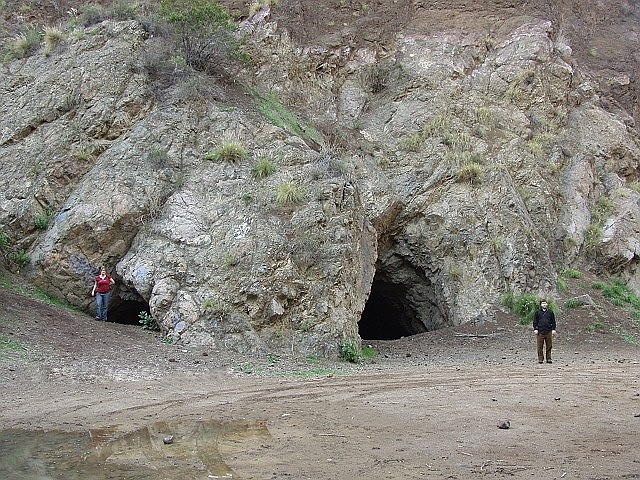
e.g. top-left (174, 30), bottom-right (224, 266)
top-left (1, 284), bottom-right (639, 479)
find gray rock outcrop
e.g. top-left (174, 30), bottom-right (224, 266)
top-left (1, 5), bottom-right (639, 355)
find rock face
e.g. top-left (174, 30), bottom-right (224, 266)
top-left (1, 3), bottom-right (639, 355)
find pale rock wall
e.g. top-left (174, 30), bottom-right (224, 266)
top-left (1, 9), bottom-right (639, 355)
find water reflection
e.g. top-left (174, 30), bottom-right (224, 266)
top-left (0, 419), bottom-right (269, 479)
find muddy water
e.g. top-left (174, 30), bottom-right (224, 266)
top-left (0, 419), bottom-right (269, 479)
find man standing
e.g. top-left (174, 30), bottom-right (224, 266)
top-left (533, 300), bottom-right (556, 364)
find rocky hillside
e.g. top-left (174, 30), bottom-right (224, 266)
top-left (1, 0), bottom-right (639, 356)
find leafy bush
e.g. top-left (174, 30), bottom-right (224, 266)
top-left (43, 27), bottom-right (65, 56)
top-left (79, 3), bottom-right (107, 27)
top-left (72, 149), bottom-right (95, 161)
top-left (0, 227), bottom-right (8, 249)
top-left (148, 148), bottom-right (171, 167)
top-left (584, 196), bottom-right (615, 252)
top-left (557, 277), bottom-right (568, 292)
top-left (109, 1), bottom-right (140, 20)
top-left (565, 299), bottom-right (581, 308)
top-left (34, 210), bottom-right (52, 230)
top-left (475, 106), bottom-right (497, 126)
top-left (275, 181), bottom-right (304, 206)
top-left (442, 131), bottom-right (472, 151)
top-left (4, 28), bottom-right (41, 61)
top-left (361, 346), bottom-right (376, 359)
top-left (618, 329), bottom-right (639, 345)
top-left (338, 339), bottom-right (362, 363)
top-left (0, 335), bottom-right (25, 353)
top-left (456, 162), bottom-right (483, 185)
top-left (159, 0), bottom-right (237, 72)
top-left (525, 133), bottom-right (557, 156)
top-left (205, 141), bottom-right (247, 163)
top-left (253, 157), bottom-right (277, 178)
top-left (421, 114), bottom-right (451, 137)
top-left (593, 278), bottom-right (640, 315)
top-left (255, 92), bottom-right (323, 144)
top-left (399, 132), bottom-right (423, 152)
top-left (558, 267), bottom-right (581, 279)
top-left (503, 292), bottom-right (557, 325)
top-left (9, 250), bottom-right (30, 268)
top-left (586, 320), bottom-right (604, 333)
top-left (138, 311), bottom-right (160, 331)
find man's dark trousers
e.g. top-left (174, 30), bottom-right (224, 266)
top-left (537, 332), bottom-right (552, 362)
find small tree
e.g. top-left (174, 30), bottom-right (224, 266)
top-left (159, 0), bottom-right (236, 72)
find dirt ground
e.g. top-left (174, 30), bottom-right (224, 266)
top-left (1, 273), bottom-right (640, 479)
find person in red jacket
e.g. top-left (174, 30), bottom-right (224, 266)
top-left (533, 299), bottom-right (557, 364)
top-left (92, 266), bottom-right (115, 321)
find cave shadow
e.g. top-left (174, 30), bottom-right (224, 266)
top-left (359, 254), bottom-right (447, 340)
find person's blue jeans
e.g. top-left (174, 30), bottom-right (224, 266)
top-left (96, 292), bottom-right (110, 321)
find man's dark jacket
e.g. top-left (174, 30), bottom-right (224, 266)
top-left (533, 308), bottom-right (556, 333)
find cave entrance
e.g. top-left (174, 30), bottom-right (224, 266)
top-left (107, 289), bottom-right (150, 326)
top-left (359, 253), bottom-right (448, 340)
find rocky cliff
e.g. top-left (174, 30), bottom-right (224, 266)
top-left (1, 1), bottom-right (639, 356)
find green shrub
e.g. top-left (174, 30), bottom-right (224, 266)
top-left (503, 292), bottom-right (557, 325)
top-left (618, 329), bottom-right (639, 345)
top-left (565, 299), bottom-right (581, 308)
top-left (586, 320), bottom-right (604, 333)
top-left (475, 106), bottom-right (497, 126)
top-left (525, 132), bottom-right (557, 156)
top-left (205, 141), bottom-right (247, 163)
top-left (148, 148), bottom-right (171, 167)
top-left (72, 149), bottom-right (95, 161)
top-left (399, 132), bottom-right (423, 152)
top-left (0, 335), bottom-right (25, 354)
top-left (43, 27), bottom-right (66, 56)
top-left (138, 311), bottom-right (160, 331)
top-left (584, 196), bottom-right (614, 252)
top-left (237, 362), bottom-right (254, 373)
top-left (4, 28), bottom-right (41, 61)
top-left (442, 131), bottom-right (472, 151)
top-left (338, 339), bottom-right (362, 363)
top-left (558, 267), bottom-right (581, 279)
top-left (456, 162), bottom-right (483, 185)
top-left (275, 181), bottom-right (304, 206)
top-left (159, 0), bottom-right (236, 72)
top-left (253, 157), bottom-right (277, 178)
top-left (79, 3), bottom-right (106, 26)
top-left (557, 277), bottom-right (568, 292)
top-left (9, 250), bottom-right (30, 268)
top-left (361, 346), bottom-right (376, 359)
top-left (34, 210), bottom-right (52, 230)
top-left (109, 1), bottom-right (140, 20)
top-left (0, 227), bottom-right (8, 249)
top-left (421, 114), bottom-right (451, 137)
top-left (255, 92), bottom-right (323, 144)
top-left (627, 181), bottom-right (640, 193)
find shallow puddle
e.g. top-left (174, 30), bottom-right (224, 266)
top-left (0, 419), bottom-right (269, 479)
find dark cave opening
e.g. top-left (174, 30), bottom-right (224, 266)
top-left (359, 254), bottom-right (448, 340)
top-left (106, 289), bottom-right (150, 326)
top-left (359, 270), bottom-right (428, 340)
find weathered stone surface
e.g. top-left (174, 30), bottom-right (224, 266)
top-left (567, 295), bottom-right (594, 307)
top-left (1, 12), bottom-right (639, 355)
